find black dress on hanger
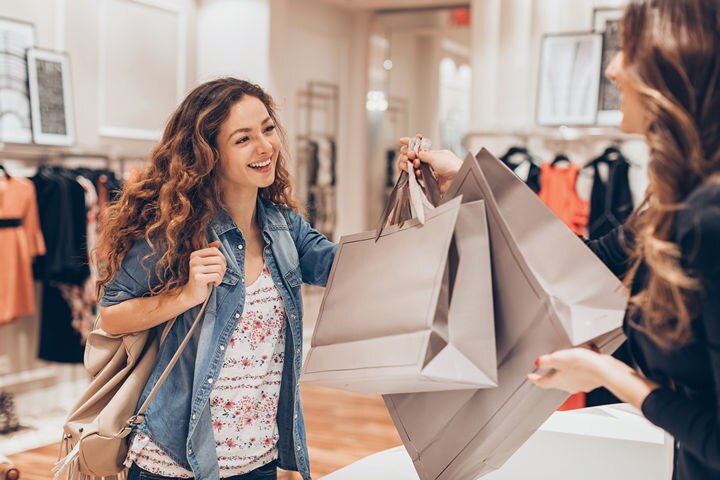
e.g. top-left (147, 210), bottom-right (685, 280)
top-left (586, 147), bottom-right (634, 240)
top-left (32, 166), bottom-right (89, 363)
top-left (500, 146), bottom-right (541, 193)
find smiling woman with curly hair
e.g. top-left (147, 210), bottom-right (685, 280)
top-left (96, 77), bottom-right (336, 480)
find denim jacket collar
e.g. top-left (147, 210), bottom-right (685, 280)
top-left (210, 197), bottom-right (289, 243)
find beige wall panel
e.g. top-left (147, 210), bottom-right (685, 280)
top-left (99, 0), bottom-right (184, 139)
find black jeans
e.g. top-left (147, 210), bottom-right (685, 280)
top-left (127, 461), bottom-right (277, 480)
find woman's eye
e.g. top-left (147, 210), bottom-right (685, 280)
top-left (235, 136), bottom-right (250, 145)
top-left (264, 125), bottom-right (276, 133)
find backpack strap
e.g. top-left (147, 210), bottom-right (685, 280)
top-left (126, 286), bottom-right (213, 428)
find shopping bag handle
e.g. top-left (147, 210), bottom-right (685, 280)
top-left (374, 160), bottom-right (442, 241)
top-left (418, 162), bottom-right (442, 206)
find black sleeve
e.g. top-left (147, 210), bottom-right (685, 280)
top-left (641, 191), bottom-right (720, 469)
top-left (583, 225), bottom-right (633, 278)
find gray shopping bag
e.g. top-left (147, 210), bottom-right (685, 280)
top-left (384, 149), bottom-right (628, 479)
top-left (301, 164), bottom-right (496, 395)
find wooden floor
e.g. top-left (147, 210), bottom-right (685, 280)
top-left (7, 385), bottom-right (402, 479)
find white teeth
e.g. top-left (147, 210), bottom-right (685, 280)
top-left (249, 160), bottom-right (271, 168)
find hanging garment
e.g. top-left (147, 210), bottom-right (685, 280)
top-left (0, 176), bottom-right (46, 323)
top-left (95, 171), bottom-right (122, 223)
top-left (307, 140), bottom-right (319, 187)
top-left (316, 138), bottom-right (336, 187)
top-left (38, 282), bottom-right (84, 363)
top-left (307, 137), bottom-right (337, 237)
top-left (32, 166), bottom-right (90, 284)
top-left (56, 175), bottom-right (100, 342)
top-left (538, 162), bottom-right (590, 237)
top-left (32, 166), bottom-right (90, 363)
top-left (587, 154), bottom-right (634, 240)
top-left (499, 147), bottom-right (542, 193)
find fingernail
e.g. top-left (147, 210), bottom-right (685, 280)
top-left (534, 357), bottom-right (541, 368)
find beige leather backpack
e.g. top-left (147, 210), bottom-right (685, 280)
top-left (53, 291), bottom-right (212, 480)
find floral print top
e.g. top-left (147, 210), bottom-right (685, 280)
top-left (125, 265), bottom-right (286, 478)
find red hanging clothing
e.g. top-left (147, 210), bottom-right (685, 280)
top-left (538, 163), bottom-right (590, 237)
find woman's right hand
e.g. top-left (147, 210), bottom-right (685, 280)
top-left (398, 135), bottom-right (463, 194)
top-left (181, 240), bottom-right (227, 306)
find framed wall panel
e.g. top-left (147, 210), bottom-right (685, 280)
top-left (97, 0), bottom-right (187, 140)
top-left (536, 32), bottom-right (603, 126)
top-left (27, 48), bottom-right (75, 145)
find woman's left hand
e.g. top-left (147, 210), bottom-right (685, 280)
top-left (528, 347), bottom-right (609, 394)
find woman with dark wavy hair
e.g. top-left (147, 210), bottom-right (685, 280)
top-left (96, 78), bottom-right (336, 480)
top-left (401, 0), bottom-right (720, 477)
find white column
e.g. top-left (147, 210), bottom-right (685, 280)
top-left (469, 0), bottom-right (502, 132)
top-left (495, 0), bottom-right (534, 128)
top-left (414, 34), bottom-right (441, 144)
top-left (336, 12), bottom-right (371, 234)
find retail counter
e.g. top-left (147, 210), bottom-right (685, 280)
top-left (324, 404), bottom-right (673, 480)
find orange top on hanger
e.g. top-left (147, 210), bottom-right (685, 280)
top-left (0, 177), bottom-right (46, 323)
top-left (538, 162), bottom-right (590, 237)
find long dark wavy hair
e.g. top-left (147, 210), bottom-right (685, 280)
top-left (96, 78), bottom-right (299, 298)
top-left (621, 0), bottom-right (720, 347)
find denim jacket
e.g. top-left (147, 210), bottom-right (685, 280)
top-left (99, 199), bottom-right (337, 479)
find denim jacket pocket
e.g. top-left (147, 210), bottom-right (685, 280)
top-left (221, 270), bottom-right (240, 286)
top-left (283, 265), bottom-right (302, 288)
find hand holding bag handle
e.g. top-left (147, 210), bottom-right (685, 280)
top-left (375, 159), bottom-right (443, 241)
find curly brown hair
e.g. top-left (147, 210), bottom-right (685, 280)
top-left (96, 78), bottom-right (299, 298)
top-left (621, 0), bottom-right (720, 347)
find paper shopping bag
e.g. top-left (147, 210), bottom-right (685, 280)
top-left (384, 149), bottom-right (628, 479)
top-left (301, 163), bottom-right (496, 395)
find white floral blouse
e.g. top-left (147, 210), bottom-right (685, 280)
top-left (125, 265), bottom-right (286, 478)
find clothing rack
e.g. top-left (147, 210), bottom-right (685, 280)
top-left (296, 81), bottom-right (340, 239)
top-left (463, 127), bottom-right (644, 151)
top-left (0, 144), bottom-right (148, 179)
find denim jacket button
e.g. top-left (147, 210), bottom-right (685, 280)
top-left (237, 244), bottom-right (243, 250)
top-left (234, 313), bottom-right (240, 319)
top-left (219, 345), bottom-right (225, 351)
top-left (208, 378), bottom-right (213, 384)
top-left (291, 314), bottom-right (296, 320)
